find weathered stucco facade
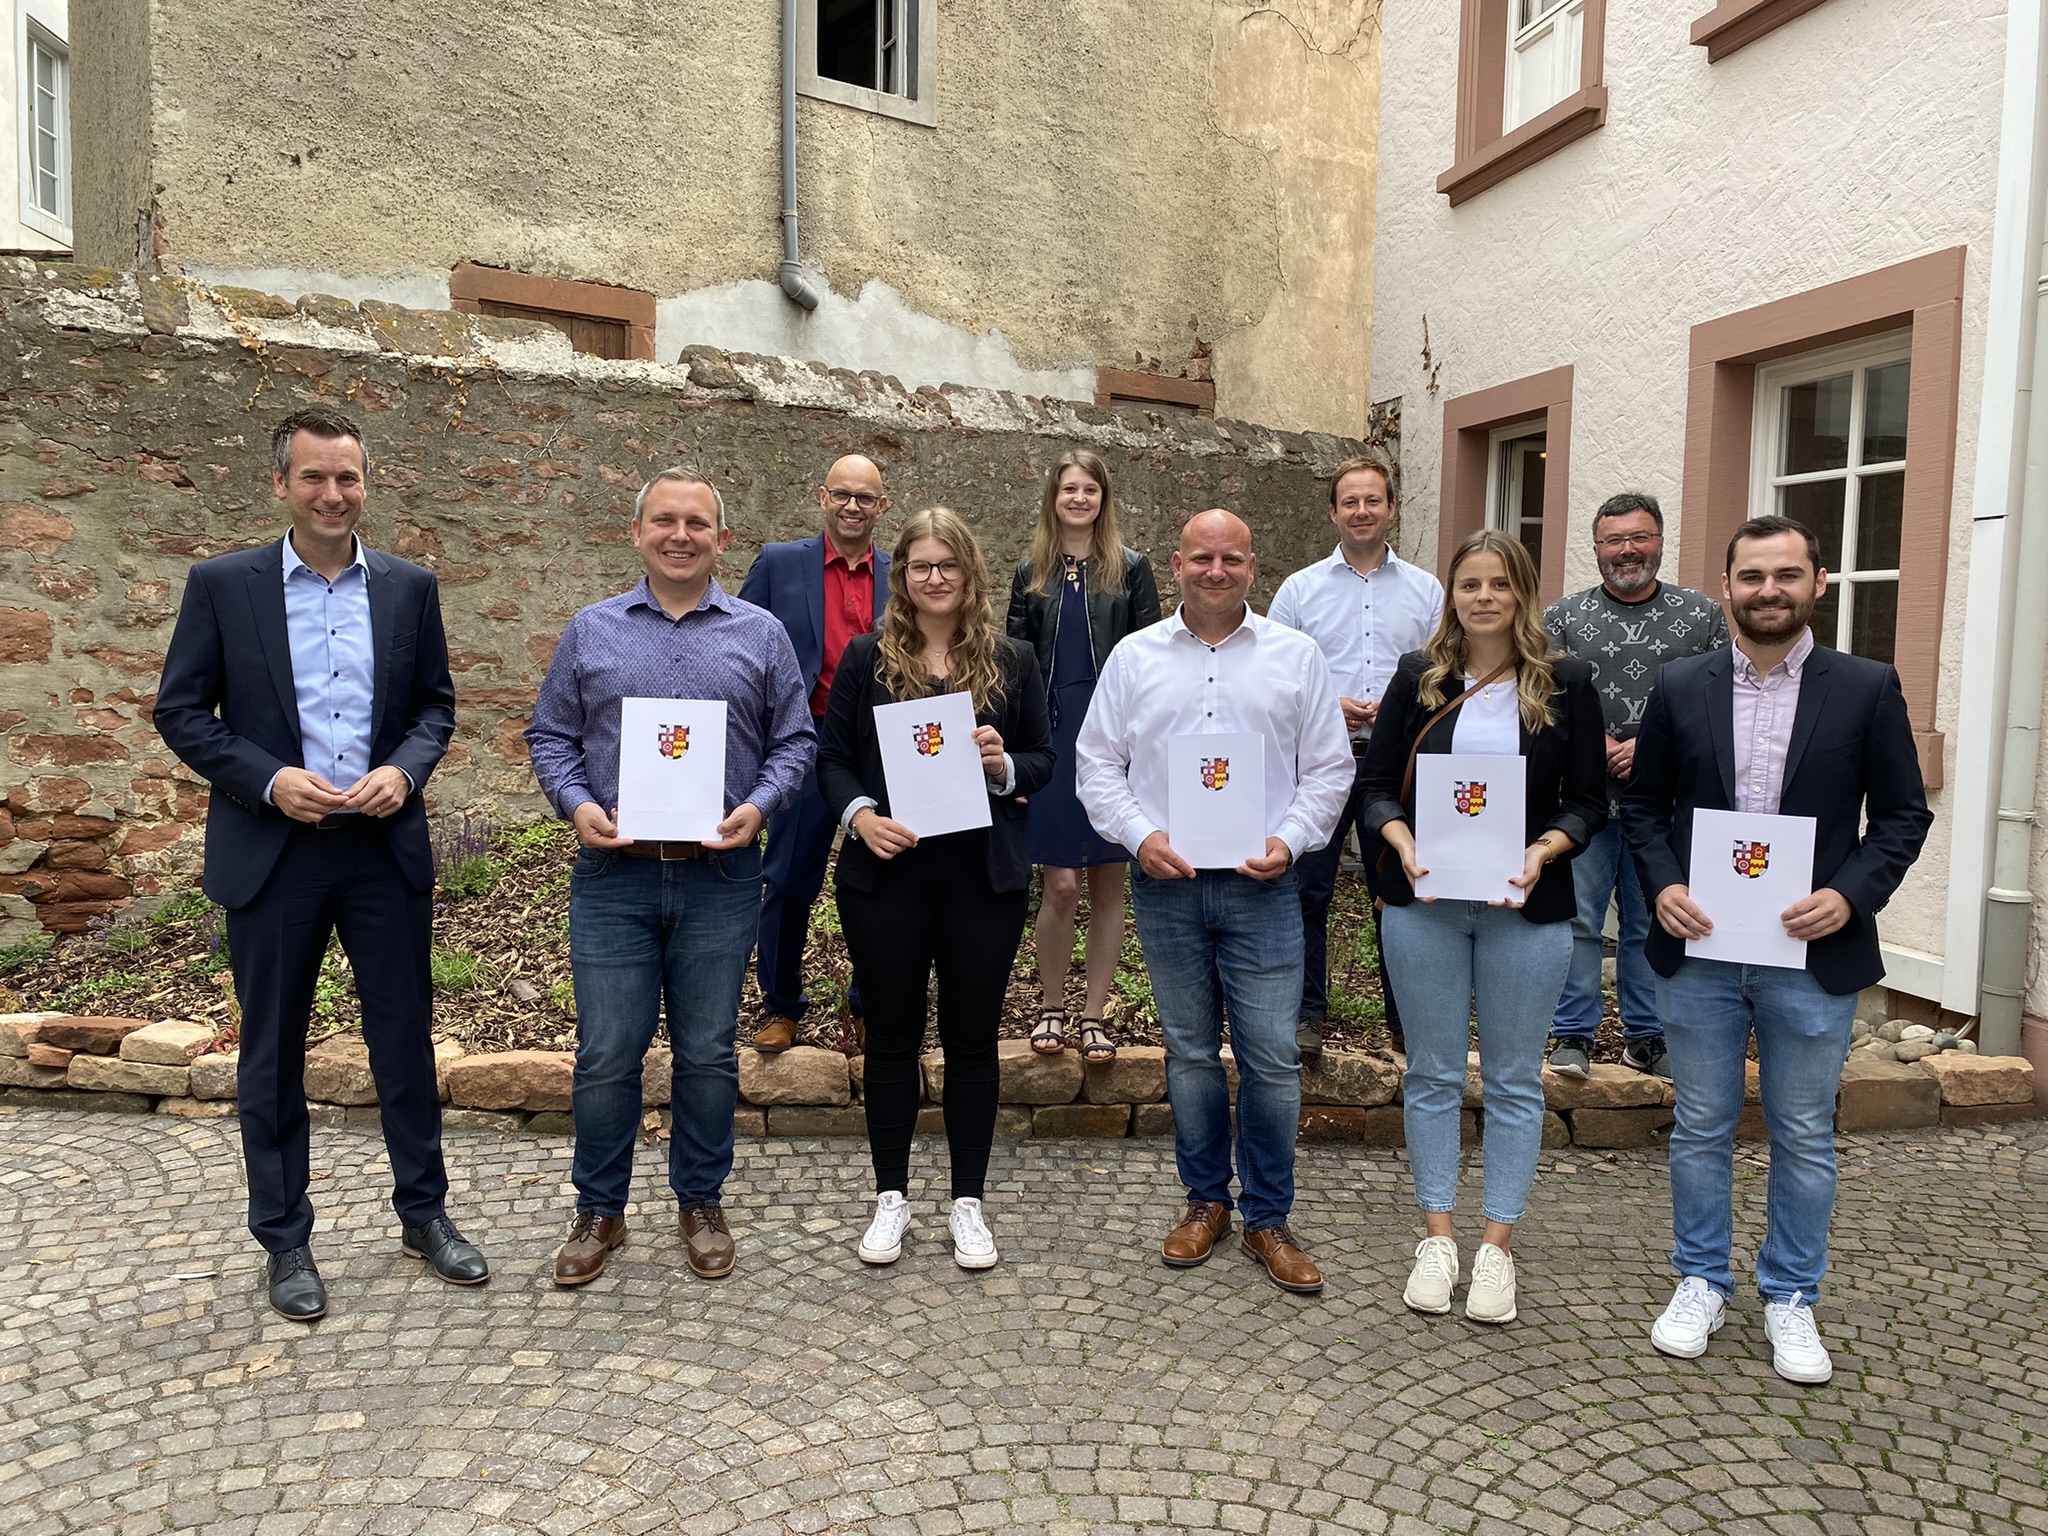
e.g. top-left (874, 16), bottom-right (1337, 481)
top-left (70, 0), bottom-right (1381, 436)
top-left (0, 260), bottom-right (1372, 945)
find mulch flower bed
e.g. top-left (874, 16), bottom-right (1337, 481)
top-left (1, 817), bottom-right (1622, 1058)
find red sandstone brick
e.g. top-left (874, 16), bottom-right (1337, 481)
top-left (0, 507), bottom-right (76, 550)
top-left (0, 608), bottom-right (54, 663)
top-left (11, 734), bottom-right (130, 767)
top-left (491, 718), bottom-right (531, 765)
top-left (85, 642), bottom-right (167, 674)
top-left (43, 841), bottom-right (109, 871)
top-left (117, 824), bottom-right (185, 854)
top-left (51, 871), bottom-right (132, 901)
top-left (39, 900), bottom-right (125, 932)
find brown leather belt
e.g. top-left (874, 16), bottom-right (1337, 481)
top-left (617, 840), bottom-right (711, 861)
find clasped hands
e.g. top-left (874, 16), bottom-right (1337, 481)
top-left (270, 764), bottom-right (410, 822)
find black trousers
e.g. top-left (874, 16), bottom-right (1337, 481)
top-left (836, 834), bottom-right (1028, 1202)
top-left (225, 819), bottom-right (447, 1252)
top-left (1294, 754), bottom-right (1405, 1041)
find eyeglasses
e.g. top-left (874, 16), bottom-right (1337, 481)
top-left (906, 559), bottom-right (962, 582)
top-left (1594, 532), bottom-right (1662, 551)
top-left (825, 489), bottom-right (882, 511)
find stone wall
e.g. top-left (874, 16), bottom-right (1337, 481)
top-left (0, 261), bottom-right (1374, 943)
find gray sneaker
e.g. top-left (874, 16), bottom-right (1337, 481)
top-left (1547, 1040), bottom-right (1591, 1079)
top-left (1622, 1038), bottom-right (1674, 1081)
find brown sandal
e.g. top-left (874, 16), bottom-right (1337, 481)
top-left (1030, 1007), bottom-right (1067, 1055)
top-left (1079, 1018), bottom-right (1116, 1063)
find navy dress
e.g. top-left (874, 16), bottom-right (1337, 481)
top-left (1025, 563), bottom-right (1129, 868)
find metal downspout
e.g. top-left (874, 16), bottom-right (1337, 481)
top-left (779, 0), bottom-right (822, 310)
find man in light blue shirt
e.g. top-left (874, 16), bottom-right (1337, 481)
top-left (1267, 454), bottom-right (1444, 1059)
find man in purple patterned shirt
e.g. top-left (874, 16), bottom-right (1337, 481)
top-left (526, 470), bottom-right (814, 1288)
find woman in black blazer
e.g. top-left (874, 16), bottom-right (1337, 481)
top-left (820, 507), bottom-right (1053, 1273)
top-left (1004, 450), bottom-right (1163, 1063)
top-left (1358, 530), bottom-right (1606, 1326)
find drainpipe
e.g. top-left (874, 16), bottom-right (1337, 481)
top-left (1973, 0), bottom-right (2048, 1058)
top-left (779, 0), bottom-right (822, 310)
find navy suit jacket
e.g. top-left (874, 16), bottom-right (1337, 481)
top-left (737, 532), bottom-right (891, 694)
top-left (1619, 643), bottom-right (1932, 996)
top-left (154, 539), bottom-right (456, 910)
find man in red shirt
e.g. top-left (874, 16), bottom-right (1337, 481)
top-left (738, 455), bottom-right (892, 1050)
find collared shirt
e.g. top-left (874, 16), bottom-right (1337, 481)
top-left (1267, 545), bottom-right (1443, 740)
top-left (525, 577), bottom-right (816, 825)
top-left (1730, 628), bottom-right (1815, 815)
top-left (266, 531), bottom-right (376, 806)
top-left (1074, 605), bottom-right (1354, 861)
top-left (810, 544), bottom-right (877, 715)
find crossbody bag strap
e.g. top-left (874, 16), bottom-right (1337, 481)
top-left (1374, 659), bottom-right (1515, 893)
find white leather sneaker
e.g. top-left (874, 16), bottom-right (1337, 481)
top-left (858, 1191), bottom-right (911, 1265)
top-left (949, 1197), bottom-right (999, 1270)
top-left (1464, 1242), bottom-right (1518, 1324)
top-left (1650, 1276), bottom-right (1727, 1358)
top-left (1401, 1235), bottom-right (1460, 1315)
top-left (1763, 1292), bottom-right (1834, 1383)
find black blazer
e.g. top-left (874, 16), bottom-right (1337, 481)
top-left (154, 539), bottom-right (456, 910)
top-left (1357, 653), bottom-right (1608, 924)
top-left (818, 631), bottom-right (1055, 895)
top-left (1619, 643), bottom-right (1931, 995)
top-left (1006, 548), bottom-right (1163, 679)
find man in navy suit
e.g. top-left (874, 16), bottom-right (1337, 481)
top-left (736, 454), bottom-right (890, 1051)
top-left (155, 408), bottom-right (487, 1322)
top-left (1622, 515), bottom-right (1930, 1384)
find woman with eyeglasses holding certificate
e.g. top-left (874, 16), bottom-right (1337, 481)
top-left (1358, 529), bottom-right (1606, 1325)
top-left (819, 507), bottom-right (1054, 1272)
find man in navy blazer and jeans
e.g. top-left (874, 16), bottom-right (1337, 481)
top-left (737, 454), bottom-right (890, 1050)
top-left (1622, 515), bottom-right (1930, 1384)
top-left (155, 409), bottom-right (486, 1322)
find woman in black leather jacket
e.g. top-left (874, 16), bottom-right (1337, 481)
top-left (1004, 450), bottom-right (1162, 1062)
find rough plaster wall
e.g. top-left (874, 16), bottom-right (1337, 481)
top-left (0, 263), bottom-right (1369, 944)
top-left (66, 0), bottom-right (148, 267)
top-left (1369, 0), bottom-right (2004, 964)
top-left (117, 0), bottom-right (1374, 433)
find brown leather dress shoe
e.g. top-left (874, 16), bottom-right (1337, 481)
top-left (553, 1211), bottom-right (627, 1287)
top-left (752, 1015), bottom-right (798, 1053)
top-left (1161, 1200), bottom-right (1232, 1268)
top-left (1242, 1223), bottom-right (1324, 1294)
top-left (680, 1205), bottom-right (736, 1278)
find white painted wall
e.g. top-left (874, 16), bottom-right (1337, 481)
top-left (1370, 0), bottom-right (2006, 987)
top-left (4, 0), bottom-right (70, 254)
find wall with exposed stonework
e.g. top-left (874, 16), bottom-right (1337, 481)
top-left (0, 262), bottom-right (1377, 944)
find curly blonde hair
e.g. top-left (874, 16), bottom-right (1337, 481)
top-left (1025, 450), bottom-right (1127, 598)
top-left (1418, 529), bottom-right (1558, 733)
top-left (875, 507), bottom-right (1008, 714)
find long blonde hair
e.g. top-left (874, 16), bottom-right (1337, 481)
top-left (876, 507), bottom-right (1008, 714)
top-left (1418, 530), bottom-right (1558, 732)
top-left (1025, 449), bottom-right (1127, 598)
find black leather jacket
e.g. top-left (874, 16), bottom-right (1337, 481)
top-left (1005, 547), bottom-right (1163, 680)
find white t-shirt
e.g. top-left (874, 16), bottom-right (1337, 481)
top-left (1451, 674), bottom-right (1521, 755)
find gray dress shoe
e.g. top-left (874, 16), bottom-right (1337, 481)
top-left (265, 1245), bottom-right (327, 1321)
top-left (402, 1216), bottom-right (490, 1285)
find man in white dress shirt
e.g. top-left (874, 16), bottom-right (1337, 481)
top-left (1268, 454), bottom-right (1443, 1060)
top-left (1076, 510), bottom-right (1353, 1294)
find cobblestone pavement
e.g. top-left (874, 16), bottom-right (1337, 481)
top-left (2, 1106), bottom-right (2043, 1536)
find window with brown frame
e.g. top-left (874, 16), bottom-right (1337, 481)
top-left (1438, 365), bottom-right (1575, 605)
top-left (448, 263), bottom-right (657, 362)
top-left (1095, 368), bottom-right (1215, 417)
top-left (1437, 0), bottom-right (1608, 207)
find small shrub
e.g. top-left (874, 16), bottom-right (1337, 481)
top-left (313, 946), bottom-right (352, 1022)
top-left (439, 854), bottom-right (502, 900)
top-left (56, 970), bottom-right (144, 1010)
top-left (91, 912), bottom-right (152, 956)
top-left (432, 815), bottom-right (500, 897)
top-left (0, 933), bottom-right (54, 974)
top-left (549, 978), bottom-right (577, 1015)
top-left (152, 890), bottom-right (214, 927)
top-left (502, 820), bottom-right (571, 856)
top-left (432, 948), bottom-right (490, 993)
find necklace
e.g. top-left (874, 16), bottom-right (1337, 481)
top-left (1063, 553), bottom-right (1084, 588)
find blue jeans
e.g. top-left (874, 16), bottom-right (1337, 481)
top-left (567, 843), bottom-right (763, 1215)
top-left (1130, 869), bottom-right (1303, 1231)
top-left (1657, 958), bottom-right (1856, 1302)
top-left (1382, 900), bottom-right (1570, 1225)
top-left (1551, 819), bottom-right (1660, 1047)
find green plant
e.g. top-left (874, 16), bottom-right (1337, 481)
top-left (0, 933), bottom-right (55, 974)
top-left (1326, 989), bottom-right (1386, 1030)
top-left (439, 853), bottom-right (502, 900)
top-left (431, 948), bottom-right (490, 993)
top-left (313, 946), bottom-right (352, 1022)
top-left (549, 978), bottom-right (577, 1015)
top-left (501, 821), bottom-right (570, 855)
top-left (56, 970), bottom-right (144, 1009)
top-left (152, 890), bottom-right (214, 927)
top-left (537, 868), bottom-right (573, 903)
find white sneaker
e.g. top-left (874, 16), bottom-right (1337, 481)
top-left (1650, 1276), bottom-right (1727, 1358)
top-left (1763, 1292), bottom-right (1834, 1384)
top-left (1401, 1236), bottom-right (1460, 1315)
top-left (1465, 1242), bottom-right (1517, 1324)
top-left (948, 1197), bottom-right (999, 1269)
top-left (858, 1191), bottom-right (911, 1265)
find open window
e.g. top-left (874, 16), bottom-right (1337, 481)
top-left (800, 0), bottom-right (938, 127)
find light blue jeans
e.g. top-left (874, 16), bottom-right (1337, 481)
top-left (1657, 957), bottom-right (1857, 1302)
top-left (1129, 868), bottom-right (1304, 1232)
top-left (1382, 900), bottom-right (1571, 1225)
top-left (1552, 819), bottom-right (1661, 1048)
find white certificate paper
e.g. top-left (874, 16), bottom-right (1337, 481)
top-left (1686, 808), bottom-right (1817, 970)
top-left (1413, 754), bottom-right (1528, 903)
top-left (874, 690), bottom-right (993, 839)
top-left (615, 697), bottom-right (728, 841)
top-left (1166, 733), bottom-right (1265, 869)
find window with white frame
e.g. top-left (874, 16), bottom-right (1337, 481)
top-left (1487, 421), bottom-right (1549, 579)
top-left (1751, 334), bottom-right (1911, 664)
top-left (801, 0), bottom-right (936, 127)
top-left (20, 12), bottom-right (69, 237)
top-left (1506, 0), bottom-right (1586, 132)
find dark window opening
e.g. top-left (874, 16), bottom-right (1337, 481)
top-left (819, 0), bottom-right (917, 98)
